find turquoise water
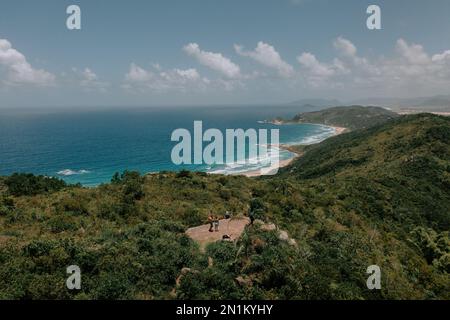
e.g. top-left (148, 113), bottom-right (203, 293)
top-left (0, 105), bottom-right (335, 186)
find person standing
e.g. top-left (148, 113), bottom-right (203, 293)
top-left (249, 211), bottom-right (255, 225)
top-left (208, 214), bottom-right (214, 232)
top-left (214, 215), bottom-right (220, 232)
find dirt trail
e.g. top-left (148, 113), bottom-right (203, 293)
top-left (186, 217), bottom-right (297, 251)
top-left (186, 217), bottom-right (250, 250)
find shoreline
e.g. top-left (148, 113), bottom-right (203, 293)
top-left (397, 110), bottom-right (450, 116)
top-left (333, 126), bottom-right (347, 136)
top-left (234, 125), bottom-right (347, 178)
top-left (143, 124), bottom-right (348, 180)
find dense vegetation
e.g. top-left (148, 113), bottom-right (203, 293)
top-left (283, 105), bottom-right (399, 130)
top-left (0, 113), bottom-right (448, 300)
top-left (4, 173), bottom-right (70, 197)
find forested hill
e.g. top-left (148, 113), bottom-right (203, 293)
top-left (277, 113), bottom-right (450, 231)
top-left (289, 105), bottom-right (399, 130)
top-left (0, 113), bottom-right (449, 300)
top-left (262, 113), bottom-right (450, 299)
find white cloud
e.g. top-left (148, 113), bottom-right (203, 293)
top-left (333, 37), bottom-right (376, 74)
top-left (395, 39), bottom-right (430, 65)
top-left (432, 50), bottom-right (450, 63)
top-left (125, 63), bottom-right (152, 82)
top-left (123, 63), bottom-right (210, 92)
top-left (234, 42), bottom-right (294, 77)
top-left (297, 36), bottom-right (450, 96)
top-left (183, 43), bottom-right (241, 79)
top-left (3, 35), bottom-right (450, 101)
top-left (0, 38), bottom-right (55, 86)
top-left (297, 53), bottom-right (335, 77)
top-left (297, 52), bottom-right (337, 86)
top-left (303, 37), bottom-right (381, 85)
top-left (74, 67), bottom-right (109, 92)
top-left (379, 39), bottom-right (450, 87)
top-left (299, 37), bottom-right (374, 87)
top-left (333, 36), bottom-right (357, 57)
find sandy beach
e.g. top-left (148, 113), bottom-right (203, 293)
top-left (237, 125), bottom-right (347, 178)
top-left (240, 156), bottom-right (299, 177)
top-left (333, 126), bottom-right (347, 135)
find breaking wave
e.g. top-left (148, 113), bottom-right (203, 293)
top-left (57, 169), bottom-right (90, 176)
top-left (208, 125), bottom-right (336, 175)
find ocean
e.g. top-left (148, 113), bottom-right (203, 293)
top-left (0, 105), bottom-right (335, 186)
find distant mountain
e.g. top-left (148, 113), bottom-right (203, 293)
top-left (348, 97), bottom-right (404, 107)
top-left (286, 98), bottom-right (341, 108)
top-left (350, 95), bottom-right (450, 112)
top-left (417, 96), bottom-right (450, 108)
top-left (286, 95), bottom-right (450, 112)
top-left (289, 106), bottom-right (399, 130)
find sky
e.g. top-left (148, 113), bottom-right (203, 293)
top-left (1, 0), bottom-right (450, 107)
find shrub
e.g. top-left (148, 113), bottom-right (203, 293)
top-left (181, 207), bottom-right (204, 227)
top-left (176, 170), bottom-right (192, 179)
top-left (5, 173), bottom-right (67, 196)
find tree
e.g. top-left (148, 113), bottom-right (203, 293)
top-left (5, 173), bottom-right (67, 196)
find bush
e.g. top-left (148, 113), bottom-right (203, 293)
top-left (56, 194), bottom-right (89, 216)
top-left (181, 207), bottom-right (204, 227)
top-left (176, 170), bottom-right (192, 179)
top-left (5, 173), bottom-right (67, 196)
top-left (47, 216), bottom-right (79, 233)
top-left (0, 196), bottom-right (14, 216)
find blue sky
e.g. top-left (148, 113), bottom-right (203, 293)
top-left (1, 0), bottom-right (450, 107)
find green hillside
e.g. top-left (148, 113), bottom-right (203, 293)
top-left (279, 114), bottom-right (449, 229)
top-left (0, 114), bottom-right (449, 300)
top-left (289, 105), bottom-right (399, 130)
